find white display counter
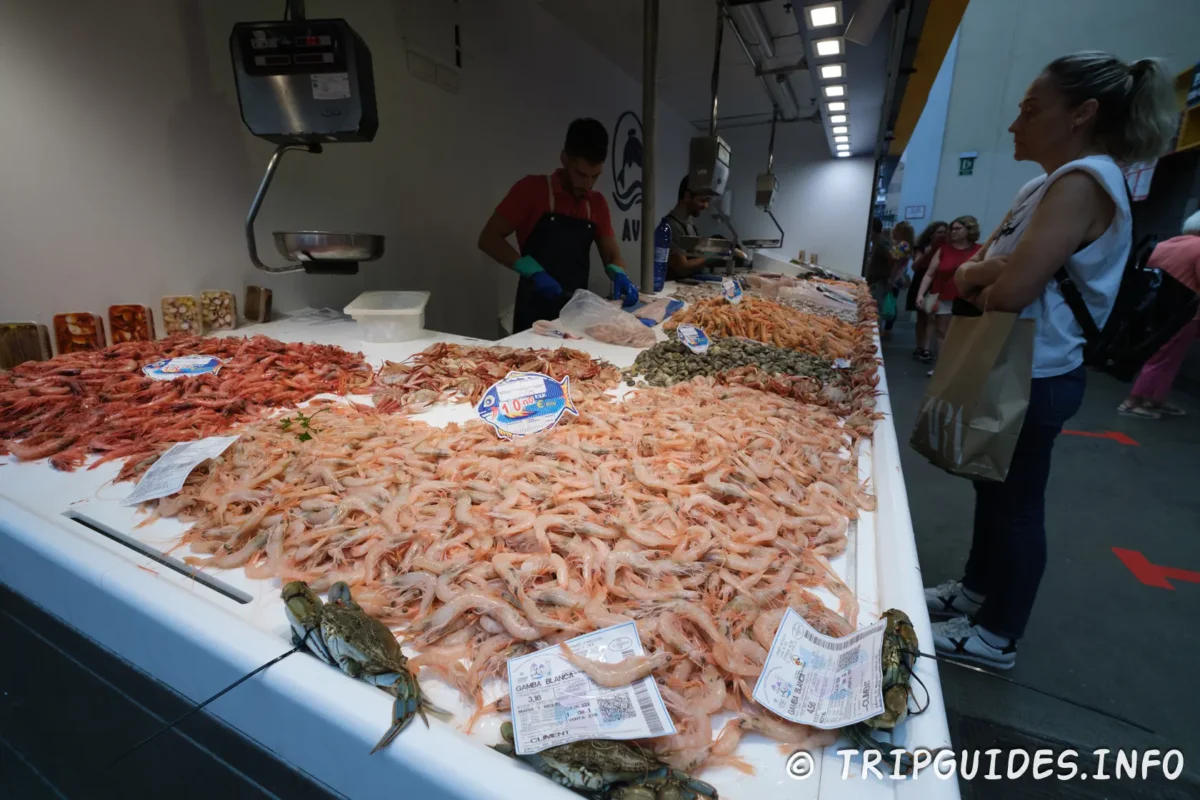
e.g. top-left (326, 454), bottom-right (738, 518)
top-left (0, 300), bottom-right (957, 800)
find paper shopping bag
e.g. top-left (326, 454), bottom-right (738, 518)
top-left (909, 312), bottom-right (1034, 482)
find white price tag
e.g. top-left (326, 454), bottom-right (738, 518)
top-left (121, 435), bottom-right (239, 506)
top-left (752, 609), bottom-right (886, 729)
top-left (676, 324), bottom-right (710, 354)
top-left (721, 277), bottom-right (743, 304)
top-left (507, 622), bottom-right (675, 755)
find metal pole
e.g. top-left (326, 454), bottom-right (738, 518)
top-left (767, 111), bottom-right (777, 173)
top-left (640, 0), bottom-right (659, 294)
top-left (709, 4), bottom-right (724, 136)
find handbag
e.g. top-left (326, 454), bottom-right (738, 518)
top-left (909, 312), bottom-right (1035, 482)
top-left (919, 292), bottom-right (940, 315)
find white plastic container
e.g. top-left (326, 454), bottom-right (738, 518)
top-left (343, 291), bottom-right (430, 342)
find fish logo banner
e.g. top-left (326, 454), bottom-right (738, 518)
top-left (477, 371), bottom-right (578, 440)
top-left (143, 355), bottom-right (224, 380)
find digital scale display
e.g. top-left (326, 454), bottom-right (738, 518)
top-left (239, 24), bottom-right (343, 76)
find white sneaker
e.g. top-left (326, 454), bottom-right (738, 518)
top-left (924, 580), bottom-right (983, 619)
top-left (932, 617), bottom-right (1017, 670)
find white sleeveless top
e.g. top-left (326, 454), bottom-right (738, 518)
top-left (984, 155), bottom-right (1130, 378)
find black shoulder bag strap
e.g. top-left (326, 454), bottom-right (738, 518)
top-left (1052, 176), bottom-right (1135, 342)
top-left (1053, 266), bottom-right (1101, 341)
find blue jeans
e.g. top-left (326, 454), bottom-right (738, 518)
top-left (962, 366), bottom-right (1086, 639)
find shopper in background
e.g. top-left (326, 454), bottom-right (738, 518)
top-left (1118, 210), bottom-right (1200, 418)
top-left (882, 222), bottom-right (916, 335)
top-left (915, 215), bottom-right (981, 370)
top-left (866, 222), bottom-right (894, 328)
top-left (908, 221), bottom-right (948, 361)
top-left (925, 51), bottom-right (1178, 668)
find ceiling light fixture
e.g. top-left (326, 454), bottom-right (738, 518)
top-left (829, 114), bottom-right (847, 124)
top-left (819, 63), bottom-right (845, 80)
top-left (823, 85), bottom-right (846, 98)
top-left (834, 135), bottom-right (849, 143)
top-left (836, 143), bottom-right (850, 151)
top-left (837, 152), bottom-right (851, 158)
top-left (827, 101), bottom-right (846, 112)
top-left (805, 2), bottom-right (843, 29)
top-left (813, 37), bottom-right (843, 57)
top-left (832, 125), bottom-right (848, 134)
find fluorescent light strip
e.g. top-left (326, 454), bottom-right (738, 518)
top-left (837, 152), bottom-right (850, 158)
top-left (823, 85), bottom-right (846, 98)
top-left (819, 64), bottom-right (845, 80)
top-left (830, 114), bottom-right (847, 124)
top-left (836, 144), bottom-right (850, 151)
top-left (832, 126), bottom-right (848, 134)
top-left (834, 135), bottom-right (849, 143)
top-left (827, 101), bottom-right (846, 112)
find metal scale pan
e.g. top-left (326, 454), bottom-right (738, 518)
top-left (230, 9), bottom-right (384, 274)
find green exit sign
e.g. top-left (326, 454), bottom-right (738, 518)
top-left (959, 151), bottom-right (978, 176)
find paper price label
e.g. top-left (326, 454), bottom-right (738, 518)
top-left (676, 325), bottom-right (711, 354)
top-left (477, 371), bottom-right (578, 440)
top-left (143, 355), bottom-right (223, 380)
top-left (752, 609), bottom-right (886, 729)
top-left (122, 435), bottom-right (239, 506)
top-left (721, 277), bottom-right (743, 304)
top-left (507, 623), bottom-right (675, 755)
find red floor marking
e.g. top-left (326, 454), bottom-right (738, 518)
top-left (1113, 548), bottom-right (1200, 590)
top-left (1062, 429), bottom-right (1139, 446)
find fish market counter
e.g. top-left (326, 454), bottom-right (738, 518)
top-left (0, 311), bottom-right (957, 800)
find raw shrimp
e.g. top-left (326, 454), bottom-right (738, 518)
top-left (558, 641), bottom-right (670, 687)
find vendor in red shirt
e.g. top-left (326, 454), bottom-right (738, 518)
top-left (478, 118), bottom-right (638, 333)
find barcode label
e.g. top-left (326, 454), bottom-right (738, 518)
top-left (632, 677), bottom-right (665, 735)
top-left (753, 608), bottom-right (887, 729)
top-left (507, 622), bottom-right (675, 754)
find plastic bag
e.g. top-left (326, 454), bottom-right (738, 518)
top-left (560, 289), bottom-right (656, 348)
top-left (881, 291), bottom-right (898, 322)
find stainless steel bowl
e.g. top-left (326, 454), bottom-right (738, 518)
top-left (273, 231), bottom-right (385, 263)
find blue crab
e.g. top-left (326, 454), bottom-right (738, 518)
top-left (282, 580), bottom-right (447, 753)
top-left (492, 721), bottom-right (718, 799)
top-left (842, 608), bottom-right (921, 767)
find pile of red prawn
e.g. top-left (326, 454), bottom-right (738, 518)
top-left (373, 342), bottom-right (621, 412)
top-left (717, 282), bottom-right (884, 438)
top-left (0, 335), bottom-right (373, 477)
top-left (147, 380), bottom-right (872, 774)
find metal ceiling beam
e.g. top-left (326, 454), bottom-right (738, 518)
top-left (720, 0), bottom-right (801, 122)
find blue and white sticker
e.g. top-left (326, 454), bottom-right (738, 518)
top-left (721, 277), bottom-right (743, 304)
top-left (676, 324), bottom-right (711, 354)
top-left (143, 355), bottom-right (224, 381)
top-left (477, 371), bottom-right (578, 440)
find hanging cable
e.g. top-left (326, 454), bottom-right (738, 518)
top-left (915, 651), bottom-right (1154, 735)
top-left (105, 631), bottom-right (312, 769)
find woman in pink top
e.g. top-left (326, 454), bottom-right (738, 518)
top-left (1118, 210), bottom-right (1200, 417)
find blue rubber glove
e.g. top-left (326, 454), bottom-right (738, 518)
top-left (514, 255), bottom-right (562, 301)
top-left (604, 264), bottom-right (639, 308)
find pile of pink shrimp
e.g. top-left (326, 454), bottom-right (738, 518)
top-left (145, 379), bottom-right (873, 774)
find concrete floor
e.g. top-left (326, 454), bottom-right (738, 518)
top-left (881, 317), bottom-right (1200, 797)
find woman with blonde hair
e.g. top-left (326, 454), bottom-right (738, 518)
top-left (915, 215), bottom-right (981, 369)
top-left (924, 51), bottom-right (1178, 668)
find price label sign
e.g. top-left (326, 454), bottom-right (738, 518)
top-left (476, 371), bottom-right (578, 440)
top-left (676, 325), bottom-right (711, 354)
top-left (721, 277), bottom-right (743, 304)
